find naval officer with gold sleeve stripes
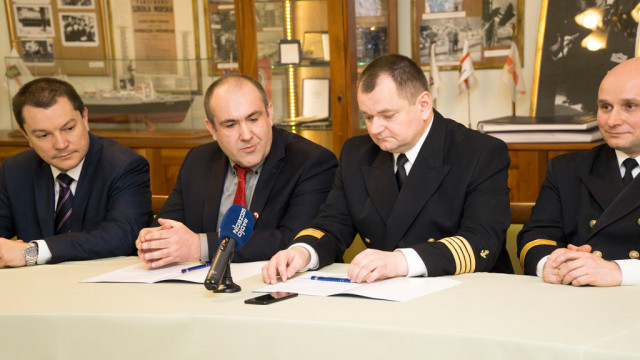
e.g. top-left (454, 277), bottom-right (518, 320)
top-left (262, 54), bottom-right (512, 284)
top-left (518, 57), bottom-right (640, 287)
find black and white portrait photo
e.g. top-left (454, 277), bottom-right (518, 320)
top-left (13, 5), bottom-right (54, 37)
top-left (57, 0), bottom-right (95, 10)
top-left (59, 13), bottom-right (99, 47)
top-left (21, 39), bottom-right (54, 65)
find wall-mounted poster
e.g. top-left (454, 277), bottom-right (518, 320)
top-left (531, 0), bottom-right (640, 116)
top-left (106, 0), bottom-right (201, 93)
top-left (5, 0), bottom-right (110, 75)
top-left (413, 0), bottom-right (524, 69)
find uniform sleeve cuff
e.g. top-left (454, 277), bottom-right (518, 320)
top-left (289, 243), bottom-right (318, 272)
top-left (396, 248), bottom-right (427, 277)
top-left (35, 240), bottom-right (51, 265)
top-left (614, 259), bottom-right (640, 285)
top-left (199, 234), bottom-right (209, 263)
top-left (536, 256), bottom-right (548, 277)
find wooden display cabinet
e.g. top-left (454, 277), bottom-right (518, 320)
top-left (211, 0), bottom-right (397, 155)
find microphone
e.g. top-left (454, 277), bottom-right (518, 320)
top-left (204, 204), bottom-right (254, 292)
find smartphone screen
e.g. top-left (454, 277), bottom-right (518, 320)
top-left (244, 292), bottom-right (298, 305)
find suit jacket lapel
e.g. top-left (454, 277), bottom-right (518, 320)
top-left (34, 160), bottom-right (55, 237)
top-left (587, 147), bottom-right (640, 235)
top-left (250, 127), bottom-right (285, 219)
top-left (581, 146), bottom-right (621, 211)
top-left (202, 146), bottom-right (228, 231)
top-left (384, 113), bottom-right (450, 250)
top-left (362, 149), bottom-right (397, 225)
top-left (71, 133), bottom-right (100, 232)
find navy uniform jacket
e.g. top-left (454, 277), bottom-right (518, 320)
top-left (156, 126), bottom-right (337, 262)
top-left (518, 144), bottom-right (640, 275)
top-left (0, 133), bottom-right (152, 263)
top-left (294, 111), bottom-right (513, 276)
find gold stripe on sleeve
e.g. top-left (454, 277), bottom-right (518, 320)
top-left (447, 237), bottom-right (468, 274)
top-left (294, 228), bottom-right (325, 240)
top-left (439, 237), bottom-right (462, 275)
top-left (519, 239), bottom-right (557, 267)
top-left (455, 236), bottom-right (476, 273)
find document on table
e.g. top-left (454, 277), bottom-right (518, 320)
top-left (253, 271), bottom-right (461, 302)
top-left (81, 261), bottom-right (266, 284)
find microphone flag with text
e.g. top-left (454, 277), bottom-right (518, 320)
top-left (204, 204), bottom-right (254, 292)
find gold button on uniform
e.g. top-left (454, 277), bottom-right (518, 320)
top-left (427, 238), bottom-right (435, 243)
top-left (589, 220), bottom-right (596, 228)
top-left (363, 237), bottom-right (371, 244)
top-left (630, 250), bottom-right (639, 259)
top-left (592, 251), bottom-right (602, 257)
top-left (637, 218), bottom-right (640, 226)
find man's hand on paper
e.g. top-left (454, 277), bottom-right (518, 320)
top-left (348, 249), bottom-right (408, 283)
top-left (136, 218), bottom-right (200, 268)
top-left (262, 247), bottom-right (311, 284)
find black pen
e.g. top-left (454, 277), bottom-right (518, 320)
top-left (181, 263), bottom-right (211, 273)
top-left (310, 275), bottom-right (351, 283)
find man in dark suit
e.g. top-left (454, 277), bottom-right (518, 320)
top-left (0, 78), bottom-right (152, 268)
top-left (136, 75), bottom-right (337, 268)
top-left (263, 54), bottom-right (511, 284)
top-left (518, 57), bottom-right (640, 287)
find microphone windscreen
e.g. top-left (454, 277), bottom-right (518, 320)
top-left (218, 204), bottom-right (254, 251)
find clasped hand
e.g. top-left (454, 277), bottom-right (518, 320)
top-left (542, 244), bottom-right (622, 286)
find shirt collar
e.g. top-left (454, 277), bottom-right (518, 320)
top-left (393, 114), bottom-right (434, 166)
top-left (51, 158), bottom-right (85, 183)
top-left (229, 160), bottom-right (264, 175)
top-left (614, 150), bottom-right (640, 169)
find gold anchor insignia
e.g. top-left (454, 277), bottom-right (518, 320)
top-left (480, 250), bottom-right (489, 258)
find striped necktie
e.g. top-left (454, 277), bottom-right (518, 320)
top-left (55, 173), bottom-right (74, 234)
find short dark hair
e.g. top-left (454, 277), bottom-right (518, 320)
top-left (358, 54), bottom-right (430, 104)
top-left (203, 74), bottom-right (269, 126)
top-left (12, 77), bottom-right (84, 131)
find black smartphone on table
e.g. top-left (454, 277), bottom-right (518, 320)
top-left (244, 292), bottom-right (298, 305)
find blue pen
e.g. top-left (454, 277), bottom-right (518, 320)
top-left (181, 263), bottom-right (211, 273)
top-left (310, 276), bottom-right (351, 283)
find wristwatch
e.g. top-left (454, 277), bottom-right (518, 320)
top-left (23, 242), bottom-right (38, 266)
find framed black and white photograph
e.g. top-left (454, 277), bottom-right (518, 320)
top-left (21, 38), bottom-right (54, 65)
top-left (59, 13), bottom-right (99, 46)
top-left (279, 40), bottom-right (301, 65)
top-left (57, 0), bottom-right (95, 9)
top-left (414, 0), bottom-right (523, 69)
top-left (302, 78), bottom-right (330, 119)
top-left (531, 0), bottom-right (639, 117)
top-left (210, 10), bottom-right (238, 63)
top-left (13, 5), bottom-right (54, 37)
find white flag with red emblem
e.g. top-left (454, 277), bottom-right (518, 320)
top-left (458, 39), bottom-right (477, 94)
top-left (502, 42), bottom-right (526, 102)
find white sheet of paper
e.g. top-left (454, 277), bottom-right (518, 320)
top-left (81, 261), bottom-right (266, 284)
top-left (253, 271), bottom-right (461, 302)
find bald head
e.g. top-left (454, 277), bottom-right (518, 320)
top-left (597, 57), bottom-right (640, 157)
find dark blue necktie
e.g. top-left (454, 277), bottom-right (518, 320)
top-left (55, 173), bottom-right (74, 234)
top-left (622, 158), bottom-right (638, 187)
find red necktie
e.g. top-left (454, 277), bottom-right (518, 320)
top-left (233, 165), bottom-right (250, 207)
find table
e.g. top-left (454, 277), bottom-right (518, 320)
top-left (2, 257), bottom-right (639, 360)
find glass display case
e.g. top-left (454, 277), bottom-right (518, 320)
top-left (4, 57), bottom-right (206, 134)
top-left (206, 0), bottom-right (397, 153)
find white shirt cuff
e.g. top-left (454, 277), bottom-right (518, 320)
top-left (614, 259), bottom-right (640, 285)
top-left (35, 240), bottom-right (52, 265)
top-left (199, 233), bottom-right (209, 262)
top-left (289, 243), bottom-right (318, 272)
top-left (396, 248), bottom-right (427, 277)
top-left (535, 256), bottom-right (548, 277)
